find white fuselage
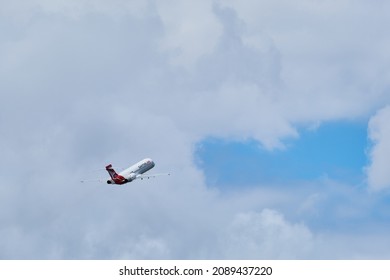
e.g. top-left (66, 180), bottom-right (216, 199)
top-left (105, 158), bottom-right (157, 184)
top-left (119, 158), bottom-right (155, 180)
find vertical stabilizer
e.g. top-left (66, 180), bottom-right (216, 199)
top-left (105, 164), bottom-right (118, 179)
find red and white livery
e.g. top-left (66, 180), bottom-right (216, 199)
top-left (105, 158), bottom-right (169, 185)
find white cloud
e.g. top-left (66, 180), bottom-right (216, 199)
top-left (2, 0), bottom-right (390, 259)
top-left (366, 106), bottom-right (390, 191)
top-left (219, 209), bottom-right (313, 259)
top-left (0, 0), bottom-right (151, 21)
top-left (156, 0), bottom-right (222, 66)
top-left (221, 0), bottom-right (390, 122)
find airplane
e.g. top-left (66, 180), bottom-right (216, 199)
top-left (80, 158), bottom-right (169, 185)
top-left (105, 158), bottom-right (169, 185)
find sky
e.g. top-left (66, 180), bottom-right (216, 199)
top-left (1, 0), bottom-right (390, 259)
top-left (196, 121), bottom-right (368, 186)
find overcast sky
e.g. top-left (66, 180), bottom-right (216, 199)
top-left (2, 0), bottom-right (390, 259)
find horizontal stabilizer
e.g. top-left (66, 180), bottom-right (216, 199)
top-left (80, 179), bottom-right (104, 183)
top-left (136, 173), bottom-right (171, 180)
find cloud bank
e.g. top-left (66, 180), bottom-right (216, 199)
top-left (366, 106), bottom-right (390, 191)
top-left (1, 0), bottom-right (390, 259)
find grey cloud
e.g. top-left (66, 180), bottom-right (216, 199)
top-left (218, 209), bottom-right (313, 259)
top-left (2, 0), bottom-right (390, 260)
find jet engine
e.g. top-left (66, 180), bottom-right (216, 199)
top-left (128, 173), bottom-right (137, 181)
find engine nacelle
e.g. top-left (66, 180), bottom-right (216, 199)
top-left (128, 173), bottom-right (137, 181)
top-left (107, 180), bottom-right (113, 184)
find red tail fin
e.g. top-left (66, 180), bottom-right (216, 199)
top-left (105, 164), bottom-right (119, 179)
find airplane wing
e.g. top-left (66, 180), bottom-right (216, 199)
top-left (136, 173), bottom-right (171, 180)
top-left (80, 179), bottom-right (104, 183)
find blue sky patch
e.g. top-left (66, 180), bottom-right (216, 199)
top-left (196, 121), bottom-right (368, 187)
